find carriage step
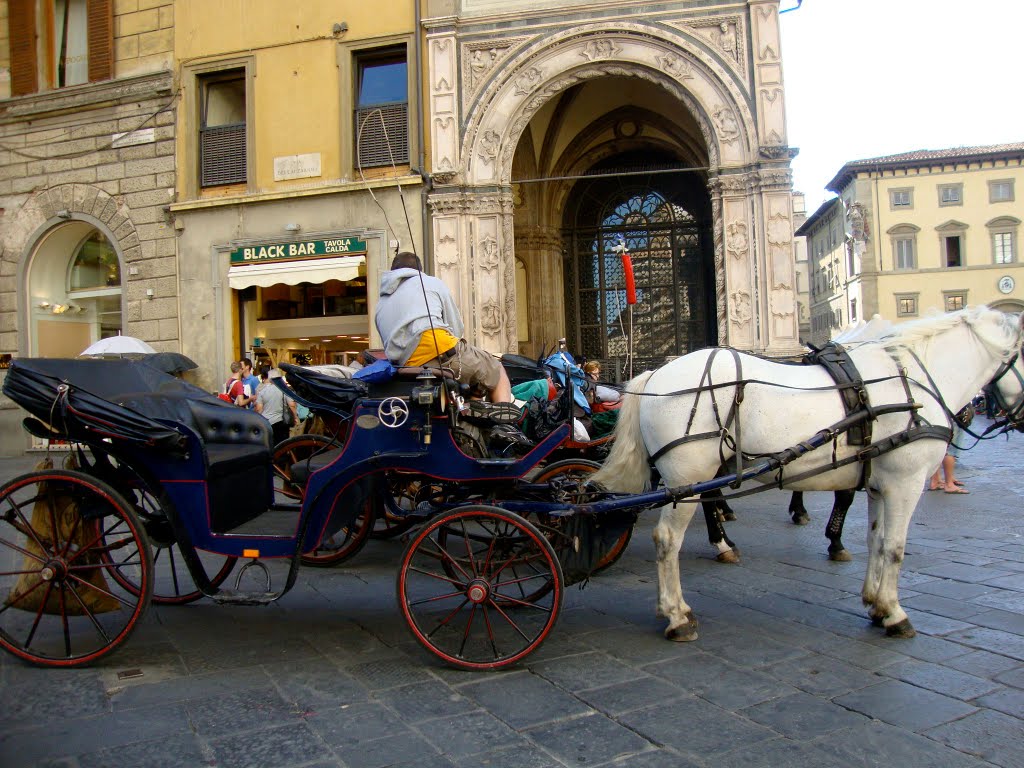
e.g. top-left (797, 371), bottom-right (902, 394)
top-left (209, 591), bottom-right (283, 606)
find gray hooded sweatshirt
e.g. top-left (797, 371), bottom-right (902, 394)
top-left (374, 268), bottom-right (464, 365)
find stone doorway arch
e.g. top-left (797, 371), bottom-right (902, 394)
top-left (426, 11), bottom-right (800, 355)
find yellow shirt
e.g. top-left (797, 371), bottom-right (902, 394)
top-left (407, 329), bottom-right (459, 366)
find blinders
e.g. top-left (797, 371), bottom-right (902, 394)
top-left (983, 349), bottom-right (1024, 431)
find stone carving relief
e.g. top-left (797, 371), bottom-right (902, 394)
top-left (429, 35), bottom-right (460, 183)
top-left (847, 202), bottom-right (868, 242)
top-left (712, 105), bottom-right (740, 145)
top-left (729, 289), bottom-right (752, 328)
top-left (432, 38), bottom-right (454, 91)
top-left (684, 16), bottom-right (746, 75)
top-left (726, 221), bottom-right (748, 261)
top-left (478, 234), bottom-right (500, 272)
top-left (513, 67), bottom-right (544, 97)
top-left (580, 38), bottom-right (620, 61)
top-left (770, 283), bottom-right (794, 318)
top-left (478, 130), bottom-right (501, 166)
top-left (462, 39), bottom-right (525, 103)
top-left (480, 299), bottom-right (504, 338)
top-left (657, 54), bottom-right (694, 80)
top-left (435, 219), bottom-right (460, 268)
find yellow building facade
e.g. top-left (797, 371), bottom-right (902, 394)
top-left (170, 1), bottom-right (423, 383)
top-left (799, 144), bottom-right (1024, 347)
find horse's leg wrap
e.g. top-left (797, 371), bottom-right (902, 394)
top-left (826, 489), bottom-right (856, 561)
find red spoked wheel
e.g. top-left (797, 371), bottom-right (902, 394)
top-left (0, 470), bottom-right (153, 667)
top-left (299, 489), bottom-right (375, 568)
top-left (103, 484), bottom-right (236, 605)
top-left (372, 475), bottom-right (440, 539)
top-left (528, 459), bottom-right (632, 574)
top-left (271, 435), bottom-right (376, 567)
top-left (397, 505), bottom-right (562, 671)
top-left (272, 434), bottom-right (337, 501)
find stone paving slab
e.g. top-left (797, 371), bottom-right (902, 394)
top-left (2, 418), bottom-right (1024, 767)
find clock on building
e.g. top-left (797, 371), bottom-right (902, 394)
top-left (998, 276), bottom-right (1015, 294)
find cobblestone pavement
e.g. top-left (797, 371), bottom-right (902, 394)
top-left (2, 419), bottom-right (1024, 768)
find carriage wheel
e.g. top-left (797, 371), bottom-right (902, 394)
top-left (398, 505), bottom-right (562, 671)
top-left (272, 434), bottom-right (336, 500)
top-left (372, 475), bottom-right (437, 539)
top-left (103, 484), bottom-right (236, 605)
top-left (299, 493), bottom-right (375, 568)
top-left (0, 470), bottom-right (153, 667)
top-left (528, 459), bottom-right (633, 574)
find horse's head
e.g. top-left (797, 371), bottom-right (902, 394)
top-left (977, 311), bottom-right (1024, 431)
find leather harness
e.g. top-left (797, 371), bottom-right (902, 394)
top-left (647, 343), bottom-right (954, 492)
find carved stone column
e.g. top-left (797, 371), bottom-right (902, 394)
top-left (427, 32), bottom-right (460, 176)
top-left (756, 165), bottom-right (802, 354)
top-left (427, 188), bottom-right (518, 354)
top-left (712, 173), bottom-right (757, 349)
top-left (514, 227), bottom-right (564, 357)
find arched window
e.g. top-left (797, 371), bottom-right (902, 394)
top-left (68, 231), bottom-right (121, 291)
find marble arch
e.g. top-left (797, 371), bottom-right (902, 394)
top-left (463, 22), bottom-right (757, 187)
top-left (426, 11), bottom-right (800, 356)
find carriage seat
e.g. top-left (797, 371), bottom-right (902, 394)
top-left (288, 447), bottom-right (344, 487)
top-left (115, 392), bottom-right (271, 531)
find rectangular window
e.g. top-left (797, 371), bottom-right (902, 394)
top-left (8, 0), bottom-right (112, 96)
top-left (896, 295), bottom-right (918, 317)
top-left (944, 236), bottom-right (963, 268)
top-left (938, 184), bottom-right (963, 206)
top-left (990, 180), bottom-right (1015, 203)
top-left (200, 70), bottom-right (247, 187)
top-left (895, 238), bottom-right (915, 270)
top-left (994, 232), bottom-right (1015, 264)
top-left (944, 293), bottom-right (966, 312)
top-left (850, 298), bottom-right (857, 322)
top-left (890, 189), bottom-right (912, 209)
top-left (354, 47), bottom-right (409, 168)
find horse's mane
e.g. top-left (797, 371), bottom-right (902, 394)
top-left (878, 306), bottom-right (1019, 358)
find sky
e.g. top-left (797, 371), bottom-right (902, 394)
top-left (778, 0), bottom-right (1024, 208)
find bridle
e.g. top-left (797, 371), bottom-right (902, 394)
top-left (983, 348), bottom-right (1024, 433)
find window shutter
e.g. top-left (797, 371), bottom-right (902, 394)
top-left (8, 0), bottom-right (38, 96)
top-left (355, 103), bottom-right (409, 168)
top-left (87, 0), bottom-right (114, 83)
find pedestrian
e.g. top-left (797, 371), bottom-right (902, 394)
top-left (255, 368), bottom-right (297, 445)
top-left (928, 403), bottom-right (974, 494)
top-left (238, 357), bottom-right (260, 409)
top-left (375, 252), bottom-right (512, 403)
top-left (221, 361), bottom-right (246, 406)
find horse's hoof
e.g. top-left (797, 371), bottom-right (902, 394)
top-left (722, 511), bottom-right (736, 521)
top-left (665, 624), bottom-right (699, 642)
top-left (885, 619), bottom-right (916, 638)
top-left (716, 549), bottom-right (740, 564)
top-left (829, 549), bottom-right (853, 562)
top-left (792, 513), bottom-right (810, 526)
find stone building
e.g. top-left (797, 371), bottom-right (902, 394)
top-left (0, 0), bottom-right (176, 452)
top-left (423, 0), bottom-right (801, 375)
top-left (799, 143), bottom-right (1024, 347)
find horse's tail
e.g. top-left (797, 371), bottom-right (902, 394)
top-left (592, 369), bottom-right (655, 493)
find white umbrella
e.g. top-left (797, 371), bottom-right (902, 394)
top-left (81, 335), bottom-right (157, 356)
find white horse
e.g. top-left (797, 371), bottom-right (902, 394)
top-left (593, 307), bottom-right (1024, 641)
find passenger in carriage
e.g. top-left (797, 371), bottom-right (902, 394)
top-left (375, 251), bottom-right (513, 404)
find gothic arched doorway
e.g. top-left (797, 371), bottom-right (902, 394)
top-left (562, 157), bottom-right (715, 378)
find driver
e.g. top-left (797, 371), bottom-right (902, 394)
top-left (375, 252), bottom-right (512, 403)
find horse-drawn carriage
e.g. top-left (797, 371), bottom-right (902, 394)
top-left (1, 306), bottom-right (1021, 670)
